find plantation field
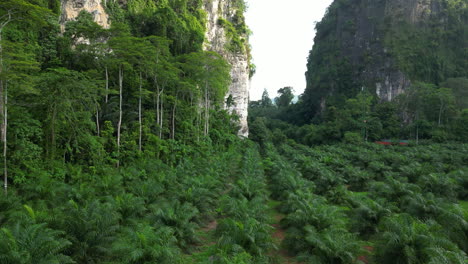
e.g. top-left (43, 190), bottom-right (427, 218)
top-left (0, 141), bottom-right (467, 263)
top-left (263, 142), bottom-right (468, 263)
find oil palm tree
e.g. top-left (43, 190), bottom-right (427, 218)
top-left (59, 200), bottom-right (119, 263)
top-left (0, 222), bottom-right (73, 264)
top-left (111, 223), bottom-right (181, 264)
top-left (374, 214), bottom-right (466, 264)
top-left (300, 225), bottom-right (364, 264)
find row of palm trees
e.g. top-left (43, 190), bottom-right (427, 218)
top-left (0, 141), bottom-right (251, 263)
top-left (263, 142), bottom-right (467, 263)
top-left (192, 144), bottom-right (276, 263)
top-left (263, 144), bottom-right (365, 263)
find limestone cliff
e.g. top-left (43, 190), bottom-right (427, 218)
top-left (302, 0), bottom-right (467, 118)
top-left (60, 0), bottom-right (109, 32)
top-left (203, 0), bottom-right (251, 137)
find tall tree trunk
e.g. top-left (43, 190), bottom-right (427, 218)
top-left (1, 8), bottom-right (12, 196)
top-left (51, 105), bottom-right (56, 158)
top-left (138, 71), bottom-right (142, 152)
top-left (171, 94), bottom-right (177, 140)
top-left (196, 93), bottom-right (201, 143)
top-left (0, 32), bottom-right (5, 156)
top-left (96, 106), bottom-right (100, 136)
top-left (0, 29), bottom-right (2, 76)
top-left (105, 66), bottom-right (109, 103)
top-left (2, 81), bottom-right (6, 195)
top-left (204, 82), bottom-right (210, 137)
top-left (206, 97), bottom-right (210, 136)
top-left (364, 125), bottom-right (368, 142)
top-left (160, 91), bottom-right (164, 139)
top-left (416, 124), bottom-right (419, 145)
top-left (155, 83), bottom-right (159, 127)
top-left (0, 81), bottom-right (3, 157)
top-left (117, 65), bottom-right (123, 167)
top-left (152, 56), bottom-right (160, 133)
top-left (438, 99), bottom-right (444, 127)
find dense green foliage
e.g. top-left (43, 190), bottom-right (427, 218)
top-left (248, 83), bottom-right (467, 263)
top-left (1, 0), bottom-right (466, 263)
top-left (0, 0), bottom-right (246, 184)
top-left (250, 81), bottom-right (468, 145)
top-left (0, 139), bottom-right (274, 263)
top-left (0, 0), bottom-right (254, 262)
top-left (261, 140), bottom-right (468, 263)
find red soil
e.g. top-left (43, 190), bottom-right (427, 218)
top-left (357, 246), bottom-right (374, 264)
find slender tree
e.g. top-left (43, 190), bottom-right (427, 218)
top-left (178, 51), bottom-right (230, 138)
top-left (0, 0), bottom-right (49, 194)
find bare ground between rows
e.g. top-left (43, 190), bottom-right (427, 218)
top-left (268, 204), bottom-right (303, 264)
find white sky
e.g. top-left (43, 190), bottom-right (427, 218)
top-left (245, 0), bottom-right (334, 100)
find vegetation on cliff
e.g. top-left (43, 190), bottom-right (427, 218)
top-left (300, 0), bottom-right (467, 122)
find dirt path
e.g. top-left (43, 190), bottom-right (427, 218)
top-left (357, 245), bottom-right (374, 264)
top-left (196, 219), bottom-right (218, 249)
top-left (201, 219), bottom-right (218, 233)
top-left (268, 203), bottom-right (302, 264)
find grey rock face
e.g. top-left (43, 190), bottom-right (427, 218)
top-left (203, 0), bottom-right (250, 137)
top-left (60, 0), bottom-right (109, 32)
top-left (305, 0), bottom-right (447, 107)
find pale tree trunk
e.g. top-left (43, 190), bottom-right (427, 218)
top-left (2, 81), bottom-right (7, 195)
top-left (438, 99), bottom-right (444, 127)
top-left (196, 95), bottom-right (201, 143)
top-left (1, 11), bottom-right (13, 195)
top-left (204, 82), bottom-right (210, 136)
top-left (153, 74), bottom-right (164, 139)
top-left (51, 106), bottom-right (56, 158)
top-left (96, 106), bottom-right (100, 136)
top-left (138, 72), bottom-right (142, 152)
top-left (117, 65), bottom-right (123, 167)
top-left (364, 126), bottom-right (368, 142)
top-left (1, 10), bottom-right (13, 77)
top-left (189, 94), bottom-right (195, 142)
top-left (197, 112), bottom-right (200, 141)
top-left (206, 96), bottom-right (210, 136)
top-left (154, 76), bottom-right (159, 126)
top-left (160, 91), bottom-right (164, 139)
top-left (0, 32), bottom-right (5, 164)
top-left (0, 81), bottom-right (3, 160)
top-left (156, 88), bottom-right (159, 127)
top-left (171, 94), bottom-right (177, 140)
top-left (105, 66), bottom-right (109, 103)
